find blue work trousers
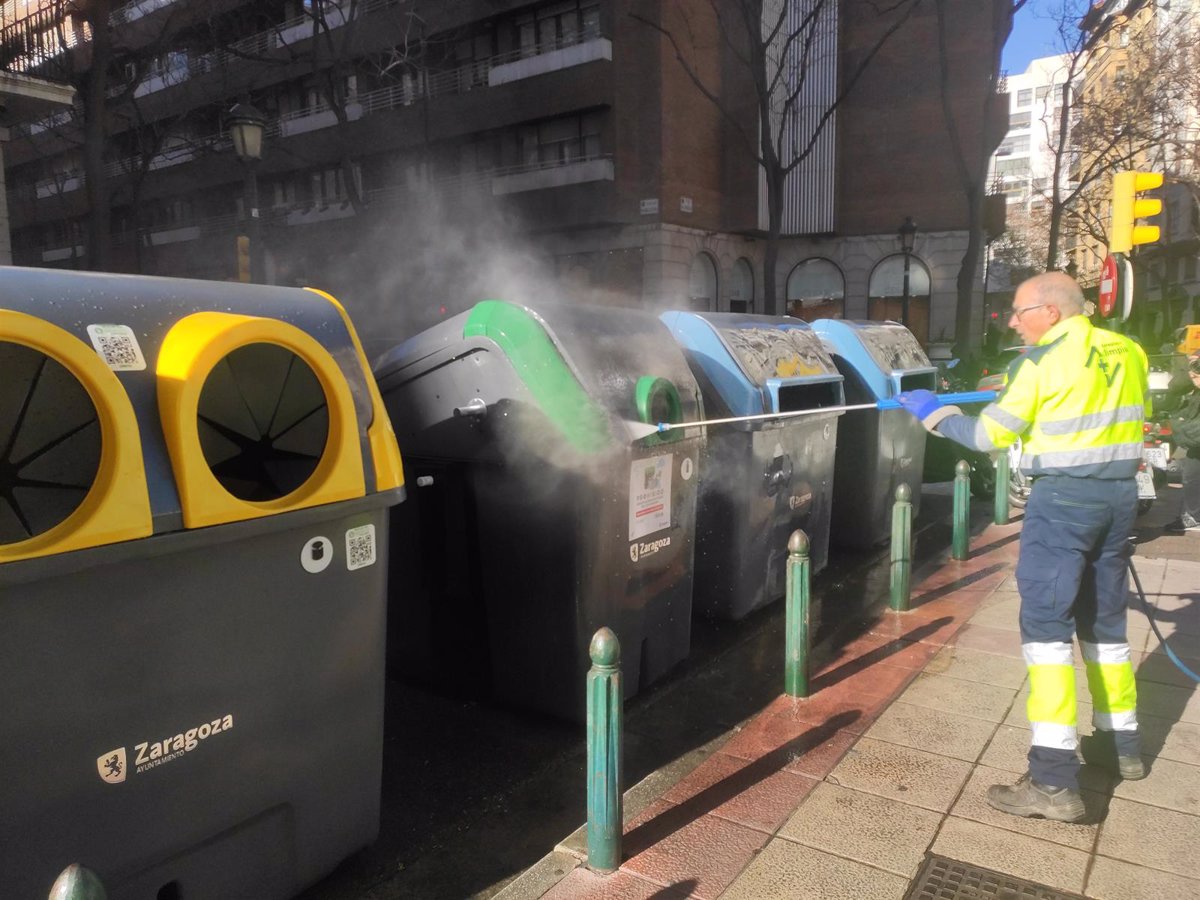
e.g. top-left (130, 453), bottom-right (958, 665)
top-left (1015, 474), bottom-right (1140, 789)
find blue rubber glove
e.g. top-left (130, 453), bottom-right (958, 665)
top-left (895, 389), bottom-right (941, 421)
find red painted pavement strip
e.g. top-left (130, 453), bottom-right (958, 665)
top-left (661, 750), bottom-right (821, 834)
top-left (618, 800), bottom-right (767, 900)
top-left (542, 866), bottom-right (689, 899)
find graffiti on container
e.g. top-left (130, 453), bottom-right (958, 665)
top-left (857, 326), bottom-right (932, 373)
top-left (720, 328), bottom-right (837, 384)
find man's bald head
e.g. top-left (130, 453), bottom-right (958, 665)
top-left (1017, 271), bottom-right (1085, 318)
top-left (1009, 271), bottom-right (1085, 343)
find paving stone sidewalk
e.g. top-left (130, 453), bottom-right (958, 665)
top-left (498, 519), bottom-right (1200, 900)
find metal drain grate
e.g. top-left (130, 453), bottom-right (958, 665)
top-left (905, 854), bottom-right (1086, 900)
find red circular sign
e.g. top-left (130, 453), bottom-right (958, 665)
top-left (1098, 254), bottom-right (1119, 317)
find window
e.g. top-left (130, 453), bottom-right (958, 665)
top-left (997, 134), bottom-right (1030, 156)
top-left (515, 1), bottom-right (602, 57)
top-left (688, 253), bottom-right (717, 311)
top-left (1036, 85), bottom-right (1050, 102)
top-left (869, 255), bottom-right (931, 299)
top-left (1009, 111), bottom-right (1030, 129)
top-left (996, 157), bottom-right (1030, 176)
top-left (786, 258), bottom-right (844, 320)
top-left (729, 258), bottom-right (754, 312)
top-left (510, 112), bottom-right (603, 168)
top-left (1017, 88), bottom-right (1032, 106)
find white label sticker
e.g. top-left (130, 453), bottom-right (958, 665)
top-left (629, 454), bottom-right (672, 541)
top-left (345, 524), bottom-right (377, 571)
top-left (87, 324), bottom-right (147, 371)
top-left (300, 536), bottom-right (333, 573)
top-left (680, 457), bottom-right (694, 481)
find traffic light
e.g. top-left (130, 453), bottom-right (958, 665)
top-left (1109, 171), bottom-right (1163, 253)
top-left (236, 235), bottom-right (251, 283)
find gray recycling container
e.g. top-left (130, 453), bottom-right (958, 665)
top-left (807, 319), bottom-right (935, 548)
top-left (374, 300), bottom-right (704, 720)
top-left (0, 267), bottom-right (405, 900)
top-left (661, 312), bottom-right (843, 620)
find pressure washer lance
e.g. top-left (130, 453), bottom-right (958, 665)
top-left (629, 390), bottom-right (999, 441)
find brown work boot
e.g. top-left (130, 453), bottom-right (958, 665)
top-left (986, 773), bottom-right (1086, 822)
top-left (1079, 734), bottom-right (1147, 781)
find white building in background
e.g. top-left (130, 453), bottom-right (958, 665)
top-left (989, 54), bottom-right (1074, 210)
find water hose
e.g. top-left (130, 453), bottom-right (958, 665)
top-left (1128, 556), bottom-right (1200, 683)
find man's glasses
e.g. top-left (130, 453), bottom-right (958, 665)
top-left (1008, 304), bottom-right (1046, 319)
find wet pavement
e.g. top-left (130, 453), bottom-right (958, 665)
top-left (302, 480), bottom-right (1200, 900)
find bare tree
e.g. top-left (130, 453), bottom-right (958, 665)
top-left (1032, 1), bottom-right (1197, 270)
top-left (636, 0), bottom-right (921, 314)
top-left (935, 0), bottom-right (1025, 353)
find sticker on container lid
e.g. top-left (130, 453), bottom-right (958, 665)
top-left (629, 454), bottom-right (672, 541)
top-left (680, 457), bottom-right (694, 481)
top-left (300, 536), bottom-right (333, 574)
top-left (87, 324), bottom-right (147, 371)
top-left (345, 524), bottom-right (377, 571)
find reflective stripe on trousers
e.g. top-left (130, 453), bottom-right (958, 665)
top-left (1025, 642), bottom-right (1077, 753)
top-left (1081, 641), bottom-right (1138, 732)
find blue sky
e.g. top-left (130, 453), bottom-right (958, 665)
top-left (1002, 2), bottom-right (1068, 75)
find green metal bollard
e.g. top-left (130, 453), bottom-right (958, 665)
top-left (889, 483), bottom-right (912, 612)
top-left (784, 529), bottom-right (811, 698)
top-left (993, 450), bottom-right (1010, 525)
top-left (48, 865), bottom-right (106, 900)
top-left (586, 627), bottom-right (622, 874)
top-left (953, 459), bottom-right (971, 560)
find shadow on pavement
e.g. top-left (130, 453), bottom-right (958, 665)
top-left (622, 712), bottom-right (862, 858)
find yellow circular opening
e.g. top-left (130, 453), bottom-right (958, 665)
top-left (197, 342), bottom-right (331, 502)
top-left (0, 340), bottom-right (102, 545)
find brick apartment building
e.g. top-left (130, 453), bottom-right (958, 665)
top-left (0, 0), bottom-right (1006, 351)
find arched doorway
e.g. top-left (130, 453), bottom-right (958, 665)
top-left (729, 257), bottom-right (754, 313)
top-left (689, 252), bottom-right (718, 311)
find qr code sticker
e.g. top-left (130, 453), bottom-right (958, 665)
top-left (345, 524), bottom-right (376, 571)
top-left (87, 324), bottom-right (146, 371)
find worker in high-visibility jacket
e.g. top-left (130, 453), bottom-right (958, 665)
top-left (897, 271), bottom-right (1149, 824)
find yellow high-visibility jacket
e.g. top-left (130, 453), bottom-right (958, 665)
top-left (938, 316), bottom-right (1149, 478)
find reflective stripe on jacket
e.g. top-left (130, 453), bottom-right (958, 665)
top-left (959, 317), bottom-right (1149, 478)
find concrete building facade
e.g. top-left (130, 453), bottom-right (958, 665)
top-left (1, 0), bottom-right (1006, 350)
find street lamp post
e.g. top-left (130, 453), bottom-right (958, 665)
top-left (898, 216), bottom-right (917, 328)
top-left (228, 101), bottom-right (266, 283)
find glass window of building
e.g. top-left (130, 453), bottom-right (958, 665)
top-left (1009, 111), bottom-right (1030, 128)
top-left (1017, 88), bottom-right (1032, 106)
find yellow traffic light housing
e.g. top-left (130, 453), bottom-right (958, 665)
top-left (1110, 171), bottom-right (1163, 253)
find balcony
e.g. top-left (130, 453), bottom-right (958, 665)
top-left (491, 155), bottom-right (613, 195)
top-left (111, 0), bottom-right (186, 26)
top-left (278, 101), bottom-right (364, 138)
top-left (489, 36), bottom-right (611, 86)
